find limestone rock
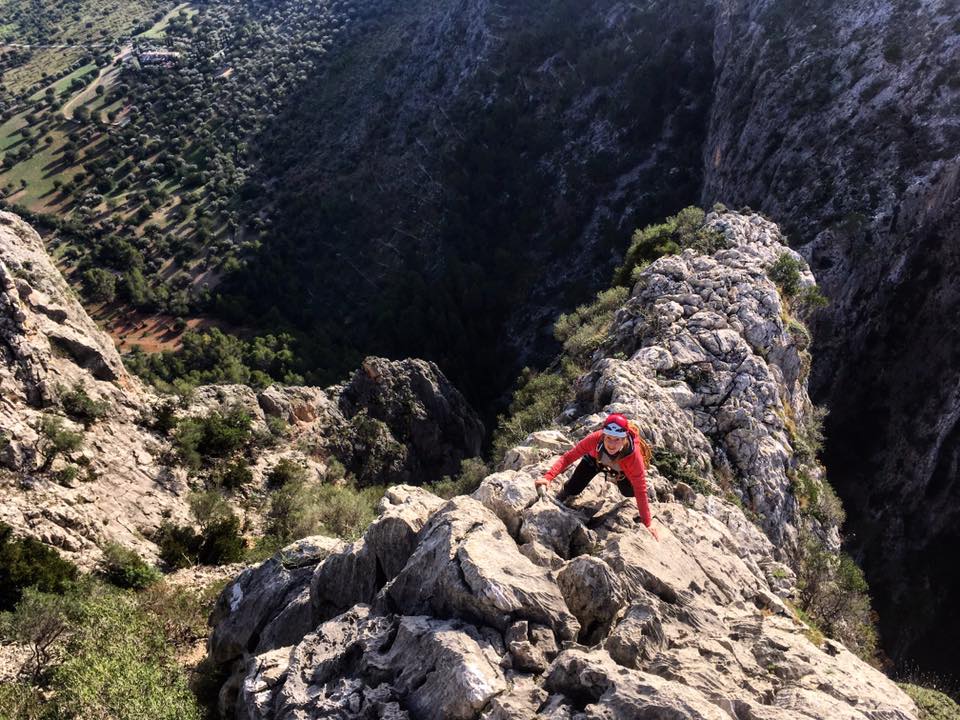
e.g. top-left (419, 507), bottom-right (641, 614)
top-left (263, 606), bottom-right (507, 720)
top-left (311, 485), bottom-right (444, 623)
top-left (209, 535), bottom-right (344, 665)
top-left (380, 496), bottom-right (581, 642)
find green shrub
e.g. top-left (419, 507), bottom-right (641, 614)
top-left (613, 206), bottom-right (728, 286)
top-left (156, 522), bottom-right (200, 570)
top-left (0, 580), bottom-right (205, 719)
top-left (0, 586), bottom-right (82, 683)
top-left (59, 383), bottom-right (108, 427)
top-left (554, 286), bottom-right (629, 363)
top-left (324, 457), bottom-right (347, 483)
top-left (173, 404), bottom-right (252, 469)
top-left (491, 361), bottom-right (580, 461)
top-left (196, 515), bottom-right (245, 566)
top-left (0, 681), bottom-right (45, 719)
top-left (35, 414), bottom-right (83, 472)
top-left (99, 542), bottom-right (161, 590)
top-left (427, 458), bottom-right (490, 499)
top-left (0, 523), bottom-right (78, 611)
top-left (796, 531), bottom-right (878, 661)
top-left (53, 464), bottom-right (81, 486)
top-left (157, 492), bottom-right (245, 568)
top-left (266, 457), bottom-right (309, 488)
top-left (187, 490), bottom-right (233, 533)
top-left (794, 284), bottom-right (829, 317)
top-left (51, 584), bottom-right (203, 720)
top-left (652, 448), bottom-right (712, 495)
top-left (149, 398), bottom-right (179, 435)
top-left (767, 252), bottom-right (804, 297)
top-left (793, 404), bottom-right (828, 464)
top-left (790, 468), bottom-right (845, 526)
top-left (264, 480), bottom-right (382, 544)
top-left (156, 515), bottom-right (244, 569)
top-left (212, 459), bottom-right (253, 490)
top-left (898, 682), bottom-right (960, 720)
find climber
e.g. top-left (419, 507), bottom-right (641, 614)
top-left (535, 413), bottom-right (659, 541)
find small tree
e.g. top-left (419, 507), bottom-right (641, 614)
top-left (59, 383), bottom-right (108, 427)
top-left (99, 542), bottom-right (161, 590)
top-left (3, 588), bottom-right (79, 683)
top-left (35, 415), bottom-right (83, 472)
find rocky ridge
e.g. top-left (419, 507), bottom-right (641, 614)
top-left (700, 0), bottom-right (960, 672)
top-left (0, 210), bottom-right (482, 566)
top-left (208, 211), bottom-right (916, 718)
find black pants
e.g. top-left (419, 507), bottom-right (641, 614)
top-left (558, 456), bottom-right (634, 501)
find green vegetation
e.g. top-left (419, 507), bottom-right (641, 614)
top-left (172, 404), bottom-right (252, 470)
top-left (425, 457), bottom-right (490, 500)
top-left (211, 458), bottom-right (253, 490)
top-left (898, 682), bottom-right (960, 720)
top-left (124, 328), bottom-right (306, 392)
top-left (491, 361), bottom-right (581, 461)
top-left (790, 468), bottom-right (845, 527)
top-left (796, 530), bottom-right (878, 661)
top-left (767, 253), bottom-right (804, 296)
top-left (767, 251), bottom-right (829, 318)
top-left (265, 457), bottom-right (308, 489)
top-left (612, 206), bottom-right (728, 286)
top-left (652, 448), bottom-right (712, 495)
top-left (554, 287), bottom-right (629, 364)
top-left (59, 382), bottom-right (108, 427)
top-left (263, 479), bottom-right (384, 549)
top-left (99, 542), bottom-right (161, 590)
top-left (35, 414), bottom-right (83, 472)
top-left (156, 490), bottom-right (245, 569)
top-left (0, 523), bottom-right (78, 611)
top-left (0, 579), bottom-right (206, 720)
top-left (493, 206), bottom-right (725, 462)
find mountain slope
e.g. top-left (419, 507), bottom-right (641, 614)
top-left (0, 210), bottom-right (483, 566)
top-left (700, 0), bottom-right (960, 678)
top-left (207, 210), bottom-right (917, 718)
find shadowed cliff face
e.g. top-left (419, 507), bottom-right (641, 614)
top-left (700, 0), bottom-right (960, 683)
top-left (227, 0), bottom-right (718, 412)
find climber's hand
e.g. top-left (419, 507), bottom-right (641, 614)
top-left (634, 516), bottom-right (659, 541)
top-left (534, 477), bottom-right (551, 490)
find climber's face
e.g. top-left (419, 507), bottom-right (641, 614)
top-left (602, 434), bottom-right (627, 455)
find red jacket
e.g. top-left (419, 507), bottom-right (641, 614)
top-left (543, 430), bottom-right (651, 527)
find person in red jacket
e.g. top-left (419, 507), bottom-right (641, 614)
top-left (535, 413), bottom-right (658, 540)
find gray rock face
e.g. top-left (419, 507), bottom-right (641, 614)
top-left (699, 0), bottom-right (960, 674)
top-left (0, 211), bottom-right (194, 564)
top-left (573, 211), bottom-right (832, 554)
top-left (209, 536), bottom-right (345, 667)
top-left (213, 471), bottom-right (917, 720)
top-left (332, 356), bottom-right (486, 486)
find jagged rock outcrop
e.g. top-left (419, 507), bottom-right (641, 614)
top-left (209, 211), bottom-right (917, 718)
top-left (211, 471), bottom-right (916, 719)
top-left (0, 211), bottom-right (483, 566)
top-left (0, 211), bottom-right (193, 562)
top-left (700, 0), bottom-right (960, 675)
top-left (331, 356), bottom-right (485, 485)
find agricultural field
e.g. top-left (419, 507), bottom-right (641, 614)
top-left (0, 0), bottom-right (369, 352)
top-left (0, 0), bottom-right (171, 94)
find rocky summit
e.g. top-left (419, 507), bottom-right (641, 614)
top-left (208, 211), bottom-right (919, 719)
top-left (0, 210), bottom-right (482, 566)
